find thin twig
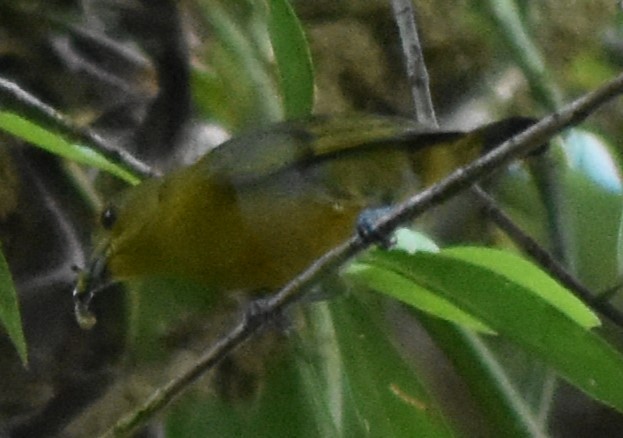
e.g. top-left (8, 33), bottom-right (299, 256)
top-left (0, 77), bottom-right (156, 178)
top-left (101, 71), bottom-right (623, 437)
top-left (390, 0), bottom-right (437, 126)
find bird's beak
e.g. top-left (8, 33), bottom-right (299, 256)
top-left (73, 254), bottom-right (110, 330)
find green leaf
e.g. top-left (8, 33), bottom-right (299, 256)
top-left (420, 316), bottom-right (547, 437)
top-left (0, 111), bottom-right (139, 185)
top-left (348, 230), bottom-right (497, 333)
top-left (560, 130), bottom-right (622, 292)
top-left (443, 247), bottom-right (599, 329)
top-left (346, 262), bottom-right (495, 334)
top-left (352, 247), bottom-right (623, 412)
top-left (268, 0), bottom-right (314, 118)
top-left (329, 294), bottom-right (456, 437)
top-left (196, 2), bottom-right (282, 128)
top-left (0, 246), bottom-right (27, 366)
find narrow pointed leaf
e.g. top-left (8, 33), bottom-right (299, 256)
top-left (0, 111), bottom-right (139, 184)
top-left (268, 0), bottom-right (314, 118)
top-left (0, 247), bottom-right (27, 366)
top-left (330, 294), bottom-right (456, 437)
top-left (444, 247), bottom-right (599, 329)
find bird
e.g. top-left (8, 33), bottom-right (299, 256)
top-left (73, 113), bottom-right (534, 328)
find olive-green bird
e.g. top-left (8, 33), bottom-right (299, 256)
top-left (74, 113), bottom-right (533, 328)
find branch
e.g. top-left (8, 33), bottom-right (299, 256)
top-left (390, 0), bottom-right (437, 126)
top-left (101, 71), bottom-right (623, 437)
top-left (0, 77), bottom-right (156, 179)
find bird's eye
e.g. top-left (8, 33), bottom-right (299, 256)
top-left (100, 206), bottom-right (117, 230)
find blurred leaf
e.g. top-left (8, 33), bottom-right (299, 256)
top-left (352, 247), bottom-right (623, 412)
top-left (393, 227), bottom-right (440, 254)
top-left (561, 163), bottom-right (623, 291)
top-left (420, 316), bottom-right (547, 437)
top-left (192, 68), bottom-right (237, 128)
top-left (268, 0), bottom-right (314, 118)
top-left (556, 129), bottom-right (623, 292)
top-left (563, 129), bottom-right (622, 194)
top-left (478, 0), bottom-right (560, 110)
top-left (329, 293), bottom-right (455, 437)
top-left (567, 52), bottom-right (618, 90)
top-left (196, 1), bottom-right (282, 129)
top-left (497, 149), bottom-right (622, 294)
top-left (165, 343), bottom-right (323, 438)
top-left (0, 246), bottom-right (27, 366)
top-left (0, 111), bottom-right (139, 185)
top-left (125, 276), bottom-right (223, 362)
top-left (293, 303), bottom-right (344, 437)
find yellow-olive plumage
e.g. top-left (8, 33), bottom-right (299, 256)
top-left (75, 114), bottom-right (533, 327)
